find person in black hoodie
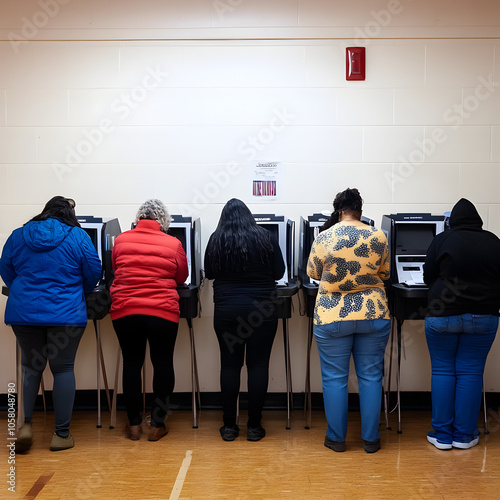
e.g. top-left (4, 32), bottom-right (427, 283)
top-left (204, 199), bottom-right (285, 442)
top-left (423, 198), bottom-right (500, 450)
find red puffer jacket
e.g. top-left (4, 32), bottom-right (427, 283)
top-left (110, 219), bottom-right (189, 323)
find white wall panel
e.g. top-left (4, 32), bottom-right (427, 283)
top-left (69, 88), bottom-right (338, 127)
top-left (305, 45), bottom-right (346, 88)
top-left (337, 89), bottom-right (393, 125)
top-left (89, 0), bottom-right (181, 29)
top-left (363, 126), bottom-right (424, 163)
top-left (211, 0), bottom-right (298, 28)
top-left (391, 163), bottom-right (460, 204)
top-left (180, 45), bottom-right (306, 88)
top-left (366, 44), bottom-right (425, 89)
top-left (0, 89), bottom-right (5, 125)
top-left (462, 86), bottom-right (500, 126)
top-left (426, 42), bottom-right (495, 88)
top-left (424, 126), bottom-right (491, 163)
top-left (0, 0), bottom-right (92, 29)
top-left (460, 164), bottom-right (500, 205)
top-left (6, 88), bottom-right (68, 126)
top-left (394, 88), bottom-right (463, 126)
top-left (492, 126), bottom-right (500, 162)
top-left (298, 0), bottom-right (436, 28)
top-left (0, 127), bottom-right (37, 163)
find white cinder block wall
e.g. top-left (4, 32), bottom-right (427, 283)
top-left (1, 0), bottom-right (500, 396)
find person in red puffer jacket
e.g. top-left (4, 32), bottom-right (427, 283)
top-left (110, 199), bottom-right (188, 442)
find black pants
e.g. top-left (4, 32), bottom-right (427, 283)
top-left (112, 315), bottom-right (178, 427)
top-left (13, 324), bottom-right (85, 435)
top-left (214, 312), bottom-right (278, 428)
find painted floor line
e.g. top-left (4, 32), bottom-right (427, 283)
top-left (169, 450), bottom-right (193, 500)
top-left (24, 472), bottom-right (55, 499)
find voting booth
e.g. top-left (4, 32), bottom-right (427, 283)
top-left (253, 213), bottom-right (297, 428)
top-left (381, 213), bottom-right (445, 319)
top-left (381, 213), bottom-right (445, 432)
top-left (77, 215), bottom-right (122, 427)
top-left (78, 216), bottom-right (122, 319)
top-left (253, 213), bottom-right (295, 286)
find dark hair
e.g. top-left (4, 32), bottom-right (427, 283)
top-left (29, 196), bottom-right (80, 227)
top-left (206, 198), bottom-right (274, 273)
top-left (320, 188), bottom-right (363, 232)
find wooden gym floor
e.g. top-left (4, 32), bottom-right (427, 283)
top-left (1, 409), bottom-right (500, 499)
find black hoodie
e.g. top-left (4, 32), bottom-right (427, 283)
top-left (423, 198), bottom-right (500, 316)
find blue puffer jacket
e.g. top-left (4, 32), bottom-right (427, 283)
top-left (0, 218), bottom-right (102, 326)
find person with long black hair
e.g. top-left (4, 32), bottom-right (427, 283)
top-left (204, 198), bottom-right (285, 441)
top-left (0, 196), bottom-right (102, 452)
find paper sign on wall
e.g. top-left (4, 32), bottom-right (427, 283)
top-left (252, 162), bottom-right (280, 197)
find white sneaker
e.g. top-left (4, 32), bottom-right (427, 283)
top-left (452, 437), bottom-right (479, 449)
top-left (427, 433), bottom-right (452, 450)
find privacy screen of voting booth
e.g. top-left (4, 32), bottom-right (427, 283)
top-left (78, 216), bottom-right (121, 319)
top-left (168, 215), bottom-right (202, 319)
top-left (381, 213), bottom-right (445, 287)
top-left (252, 214), bottom-right (295, 286)
top-left (168, 215), bottom-right (202, 288)
top-left (381, 213), bottom-right (445, 318)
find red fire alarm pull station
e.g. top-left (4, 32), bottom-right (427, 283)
top-left (346, 47), bottom-right (365, 81)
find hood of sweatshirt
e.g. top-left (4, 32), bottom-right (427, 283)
top-left (449, 198), bottom-right (483, 229)
top-left (21, 218), bottom-right (72, 253)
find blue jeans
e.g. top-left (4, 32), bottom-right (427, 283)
top-left (425, 314), bottom-right (498, 444)
top-left (314, 319), bottom-right (390, 443)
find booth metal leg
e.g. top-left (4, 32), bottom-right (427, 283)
top-left (143, 350), bottom-right (147, 418)
top-left (483, 379), bottom-right (489, 435)
top-left (110, 346), bottom-right (122, 429)
top-left (283, 318), bottom-right (293, 430)
top-left (94, 319), bottom-right (112, 428)
top-left (304, 317), bottom-right (313, 429)
top-left (95, 321), bottom-right (102, 428)
top-left (396, 319), bottom-right (403, 434)
top-left (383, 318), bottom-right (396, 431)
top-left (187, 318), bottom-right (201, 429)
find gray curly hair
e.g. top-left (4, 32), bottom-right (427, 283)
top-left (135, 199), bottom-right (171, 232)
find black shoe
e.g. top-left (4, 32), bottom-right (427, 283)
top-left (247, 425), bottom-right (266, 441)
top-left (219, 425), bottom-right (239, 441)
top-left (324, 436), bottom-right (346, 452)
top-left (362, 439), bottom-right (381, 453)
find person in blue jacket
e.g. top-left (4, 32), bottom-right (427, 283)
top-left (0, 196), bottom-right (101, 452)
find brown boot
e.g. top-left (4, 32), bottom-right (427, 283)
top-left (148, 425), bottom-right (168, 442)
top-left (125, 425), bottom-right (142, 441)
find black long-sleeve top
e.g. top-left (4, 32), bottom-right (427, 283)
top-left (423, 198), bottom-right (500, 317)
top-left (204, 235), bottom-right (285, 316)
